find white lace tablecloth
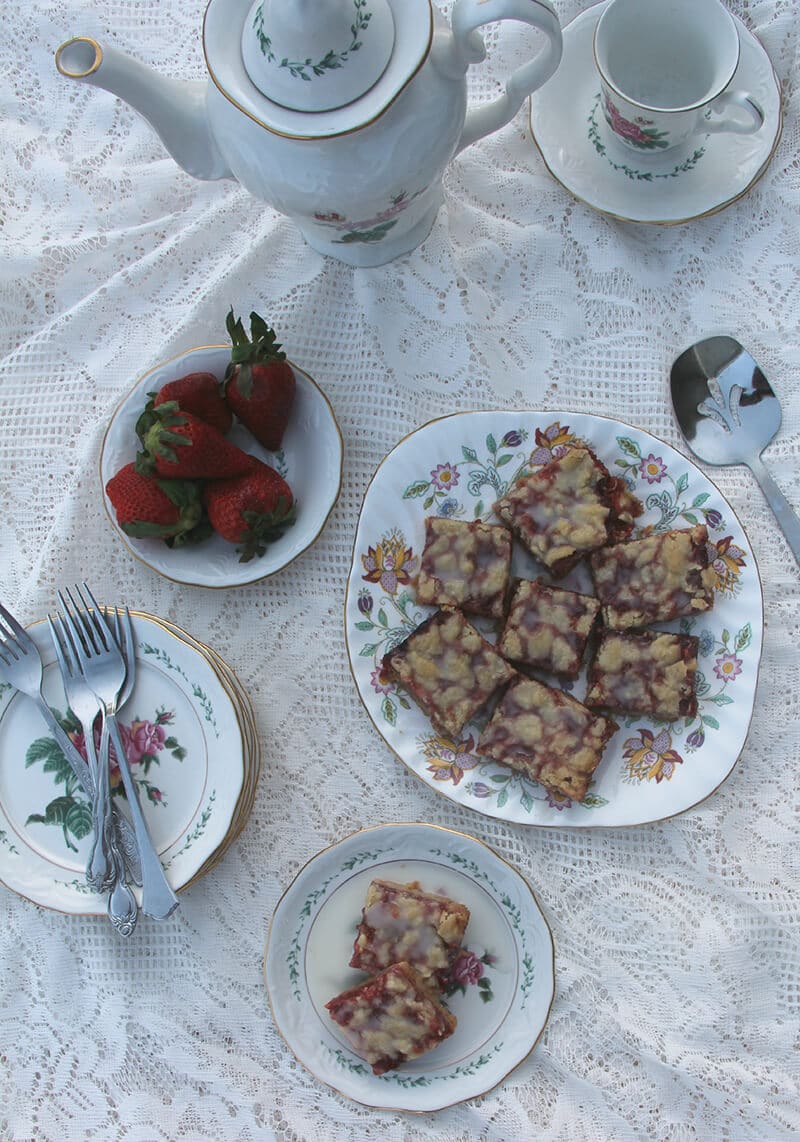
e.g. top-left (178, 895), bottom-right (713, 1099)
top-left (2, 2), bottom-right (799, 1138)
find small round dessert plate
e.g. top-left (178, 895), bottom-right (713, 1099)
top-left (100, 345), bottom-right (343, 588)
top-left (345, 410), bottom-right (763, 827)
top-left (0, 612), bottom-right (247, 914)
top-left (264, 822), bottom-right (555, 1112)
top-left (528, 1), bottom-right (783, 223)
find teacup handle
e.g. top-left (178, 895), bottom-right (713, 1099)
top-left (452, 0), bottom-right (562, 154)
top-left (705, 90), bottom-right (765, 136)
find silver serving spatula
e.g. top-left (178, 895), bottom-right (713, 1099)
top-left (671, 335), bottom-right (800, 566)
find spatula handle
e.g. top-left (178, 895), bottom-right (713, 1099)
top-left (748, 455), bottom-right (800, 567)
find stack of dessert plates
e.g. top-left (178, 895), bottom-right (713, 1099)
top-left (0, 611), bottom-right (260, 915)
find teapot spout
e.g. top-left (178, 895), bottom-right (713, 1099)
top-left (56, 37), bottom-right (231, 181)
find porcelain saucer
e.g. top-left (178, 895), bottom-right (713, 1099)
top-left (264, 823), bottom-right (555, 1112)
top-left (528, 1), bottom-right (783, 224)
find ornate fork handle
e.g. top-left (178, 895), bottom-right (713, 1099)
top-left (33, 694), bottom-right (142, 885)
top-left (87, 718), bottom-right (114, 891)
top-left (104, 791), bottom-right (139, 937)
top-left (106, 710), bottom-right (178, 919)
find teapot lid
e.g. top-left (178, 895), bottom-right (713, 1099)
top-left (204, 0), bottom-right (433, 139)
top-left (242, 0), bottom-right (395, 113)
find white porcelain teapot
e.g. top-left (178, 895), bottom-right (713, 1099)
top-left (56, 0), bottom-right (562, 266)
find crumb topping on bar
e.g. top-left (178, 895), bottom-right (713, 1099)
top-left (325, 962), bottom-right (457, 1075)
top-left (416, 517), bottom-right (512, 618)
top-left (351, 879), bottom-right (470, 986)
top-left (383, 608), bottom-right (516, 737)
top-left (493, 447), bottom-right (642, 576)
top-left (585, 630), bottom-right (700, 720)
top-left (477, 675), bottom-right (618, 802)
top-left (590, 524), bottom-right (715, 628)
top-left (499, 579), bottom-right (600, 677)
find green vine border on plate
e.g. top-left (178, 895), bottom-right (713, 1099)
top-left (162, 789), bottom-right (217, 868)
top-left (0, 828), bottom-right (19, 856)
top-left (323, 1041), bottom-right (506, 1085)
top-left (140, 642), bottom-right (220, 738)
top-left (286, 847), bottom-right (388, 1001)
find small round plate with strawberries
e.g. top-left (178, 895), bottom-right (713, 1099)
top-left (100, 340), bottom-right (343, 587)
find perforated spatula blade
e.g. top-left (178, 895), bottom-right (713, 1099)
top-left (670, 336), bottom-right (800, 565)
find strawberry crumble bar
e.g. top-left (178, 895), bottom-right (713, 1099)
top-left (498, 578), bottom-right (601, 678)
top-left (585, 629), bottom-right (701, 721)
top-left (415, 517), bottom-right (512, 619)
top-left (382, 607), bottom-right (516, 738)
top-left (493, 446), bottom-right (643, 577)
top-left (325, 961), bottom-right (457, 1075)
top-left (477, 675), bottom-right (618, 802)
top-left (589, 524), bottom-right (715, 629)
top-left (350, 879), bottom-right (470, 989)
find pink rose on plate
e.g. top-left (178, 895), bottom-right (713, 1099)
top-left (124, 719), bottom-right (167, 765)
top-left (451, 950), bottom-right (484, 987)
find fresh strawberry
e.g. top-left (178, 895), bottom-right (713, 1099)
top-left (204, 456), bottom-right (296, 562)
top-left (105, 462), bottom-right (208, 546)
top-left (153, 372), bottom-right (232, 435)
top-left (223, 308), bottom-right (296, 451)
top-left (136, 403), bottom-right (254, 480)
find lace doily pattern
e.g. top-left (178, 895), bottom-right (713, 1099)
top-left (1, 1), bottom-right (798, 1139)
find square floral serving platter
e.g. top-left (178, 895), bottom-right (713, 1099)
top-left (344, 411), bottom-right (763, 828)
top-left (0, 612), bottom-right (246, 913)
top-left (263, 822), bottom-right (555, 1112)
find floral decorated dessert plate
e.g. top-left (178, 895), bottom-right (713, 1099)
top-left (528, 2), bottom-right (782, 224)
top-left (0, 612), bottom-right (245, 914)
top-left (100, 345), bottom-right (343, 588)
top-left (264, 822), bottom-right (555, 1112)
top-left (345, 411), bottom-right (763, 827)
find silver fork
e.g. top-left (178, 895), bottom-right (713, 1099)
top-left (51, 609), bottom-right (140, 936)
top-left (104, 607), bottom-right (144, 936)
top-left (53, 604), bottom-right (141, 895)
top-left (0, 599), bottom-right (141, 897)
top-left (58, 585), bottom-right (179, 920)
top-left (101, 605), bottom-right (142, 888)
top-left (48, 612), bottom-right (114, 892)
top-left (0, 601), bottom-right (95, 799)
top-left (53, 603), bottom-right (139, 937)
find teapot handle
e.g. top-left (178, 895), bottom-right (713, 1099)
top-left (452, 0), bottom-right (562, 154)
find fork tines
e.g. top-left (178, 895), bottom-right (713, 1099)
top-left (58, 583), bottom-right (117, 655)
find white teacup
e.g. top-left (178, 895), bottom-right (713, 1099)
top-left (593, 0), bottom-right (764, 154)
